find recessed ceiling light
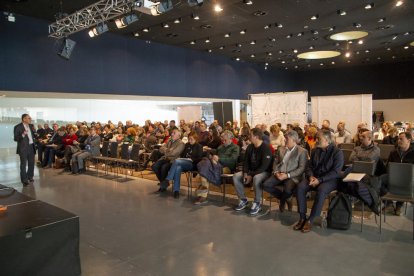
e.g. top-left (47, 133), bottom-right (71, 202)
top-left (251, 54), bottom-right (255, 58)
top-left (310, 14), bottom-right (319, 20)
top-left (190, 40), bottom-right (196, 44)
top-left (174, 18), bottom-right (181, 24)
top-left (297, 32), bottom-right (304, 37)
top-left (392, 56), bottom-right (396, 59)
top-left (320, 63), bottom-right (324, 66)
top-left (268, 37), bottom-right (276, 42)
top-left (337, 10), bottom-right (347, 16)
top-left (250, 40), bottom-right (256, 45)
top-left (377, 56), bottom-right (381, 59)
top-left (265, 62), bottom-right (269, 66)
top-left (205, 38), bottom-right (210, 43)
top-left (330, 31), bottom-right (368, 41)
top-left (236, 43), bottom-right (242, 47)
top-left (345, 52), bottom-right (351, 58)
top-left (387, 47), bottom-right (392, 51)
top-left (207, 49), bottom-right (212, 53)
top-left (264, 24), bottom-right (271, 29)
top-left (219, 45), bottom-right (225, 50)
top-left (293, 49), bottom-right (298, 53)
top-left (278, 50), bottom-right (284, 54)
top-left (143, 27), bottom-right (150, 32)
top-left (133, 32), bottom-right (139, 37)
top-left (240, 29), bottom-right (246, 35)
top-left (294, 65), bottom-right (298, 69)
top-left (356, 51), bottom-right (360, 54)
top-left (192, 14), bottom-right (200, 20)
top-left (311, 30), bottom-right (318, 35)
top-left (309, 45), bottom-right (314, 50)
top-left (281, 61), bottom-right (286, 64)
top-left (162, 23), bottom-right (169, 28)
top-left (404, 45), bottom-right (409, 49)
top-left (297, 50), bottom-right (341, 59)
top-left (331, 61), bottom-right (335, 64)
top-left (404, 32), bottom-right (410, 36)
top-left (286, 34), bottom-right (292, 38)
top-left (235, 57), bottom-right (240, 61)
top-left (353, 23), bottom-right (362, 28)
top-left (304, 25), bottom-right (309, 29)
top-left (244, 0), bottom-right (253, 5)
top-left (365, 49), bottom-right (370, 53)
top-left (329, 26), bottom-right (336, 32)
top-left (358, 40), bottom-right (364, 44)
top-left (396, 1), bottom-right (404, 7)
top-left (224, 33), bottom-right (231, 38)
top-left (378, 18), bottom-right (386, 23)
top-left (392, 35), bottom-right (398, 40)
top-left (348, 40), bottom-right (353, 44)
top-left (267, 52), bottom-right (272, 56)
top-left (214, 4), bottom-right (223, 12)
top-left (276, 23), bottom-right (283, 28)
top-left (365, 3), bottom-right (374, 9)
top-left (264, 66), bottom-right (268, 70)
top-left (347, 60), bottom-right (351, 63)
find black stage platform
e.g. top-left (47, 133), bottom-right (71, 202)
top-left (0, 190), bottom-right (81, 276)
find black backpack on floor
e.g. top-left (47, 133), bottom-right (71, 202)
top-left (327, 193), bottom-right (352, 230)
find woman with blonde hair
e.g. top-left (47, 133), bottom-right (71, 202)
top-left (269, 124), bottom-right (285, 150)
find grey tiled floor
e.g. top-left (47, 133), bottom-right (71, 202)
top-left (1, 149), bottom-right (413, 275)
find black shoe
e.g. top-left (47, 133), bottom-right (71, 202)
top-left (156, 187), bottom-right (167, 193)
top-left (28, 179), bottom-right (34, 183)
top-left (78, 168), bottom-right (86, 174)
top-left (286, 197), bottom-right (293, 212)
top-left (173, 191), bottom-right (180, 199)
top-left (22, 181), bottom-right (30, 186)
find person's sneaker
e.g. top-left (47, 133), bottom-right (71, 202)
top-left (173, 191), bottom-right (180, 199)
top-left (234, 199), bottom-right (249, 211)
top-left (249, 202), bottom-right (261, 216)
top-left (395, 206), bottom-right (402, 216)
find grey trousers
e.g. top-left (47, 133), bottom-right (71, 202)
top-left (72, 151), bottom-right (92, 170)
top-left (233, 171), bottom-right (270, 203)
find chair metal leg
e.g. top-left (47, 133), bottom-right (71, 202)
top-left (361, 202), bottom-right (364, 232)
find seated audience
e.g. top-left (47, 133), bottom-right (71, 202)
top-left (164, 131), bottom-right (203, 198)
top-left (352, 122), bottom-right (368, 146)
top-left (263, 130), bottom-right (308, 212)
top-left (269, 124), bottom-right (285, 150)
top-left (384, 132), bottom-right (414, 215)
top-left (42, 126), bottom-right (65, 168)
top-left (382, 127), bottom-right (398, 146)
top-left (153, 129), bottom-right (185, 192)
top-left (198, 122), bottom-right (211, 146)
top-left (304, 126), bottom-right (317, 152)
top-left (294, 129), bottom-right (344, 233)
top-left (71, 127), bottom-right (101, 174)
top-left (343, 129), bottom-right (380, 214)
top-left (102, 124), bottom-right (113, 141)
top-left (334, 121), bottom-right (352, 144)
top-left (194, 130), bottom-right (240, 205)
top-left (375, 122), bottom-right (390, 140)
top-left (233, 128), bottom-right (273, 216)
top-left (321, 119), bottom-right (335, 133)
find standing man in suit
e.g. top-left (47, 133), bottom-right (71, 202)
top-left (262, 130), bottom-right (308, 212)
top-left (14, 114), bottom-right (36, 186)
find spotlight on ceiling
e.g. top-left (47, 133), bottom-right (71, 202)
top-left (240, 29), bottom-right (246, 34)
top-left (88, 23), bottom-right (109, 37)
top-left (395, 1), bottom-right (404, 7)
top-left (214, 4), bottom-right (223, 12)
top-left (115, 14), bottom-right (138, 29)
top-left (224, 33), bottom-right (231, 38)
top-left (57, 38), bottom-right (76, 60)
top-left (188, 0), bottom-right (204, 7)
top-left (337, 10), bottom-right (347, 16)
top-left (143, 27), bottom-right (150, 32)
top-left (365, 3), bottom-right (374, 9)
top-left (297, 51), bottom-right (341, 60)
top-left (6, 12), bottom-right (16, 22)
top-left (134, 0), bottom-right (173, 16)
top-left (310, 14), bottom-right (319, 20)
top-left (243, 0), bottom-right (253, 5)
top-left (330, 31), bottom-right (368, 41)
top-left (353, 23), bottom-right (362, 28)
top-left (276, 23), bottom-right (283, 28)
top-left (174, 18), bottom-right (182, 24)
top-left (345, 52), bottom-right (351, 58)
top-left (192, 13), bottom-right (200, 20)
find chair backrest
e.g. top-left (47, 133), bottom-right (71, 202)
top-left (352, 160), bottom-right (376, 176)
top-left (120, 143), bottom-right (129, 160)
top-left (101, 141), bottom-right (110, 157)
top-left (109, 142), bottom-right (118, 158)
top-left (130, 144), bottom-right (141, 161)
top-left (339, 143), bottom-right (355, 150)
top-left (378, 144), bottom-right (395, 162)
top-left (374, 139), bottom-right (383, 145)
top-left (388, 162), bottom-right (414, 197)
top-left (341, 149), bottom-right (353, 166)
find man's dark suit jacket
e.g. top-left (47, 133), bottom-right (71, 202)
top-left (14, 123), bottom-right (36, 155)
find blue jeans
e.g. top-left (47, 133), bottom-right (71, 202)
top-left (233, 171), bottom-right (270, 203)
top-left (166, 159), bottom-right (194, 192)
top-left (296, 178), bottom-right (338, 223)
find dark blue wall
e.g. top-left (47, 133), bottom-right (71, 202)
top-left (0, 14), bottom-right (294, 99)
top-left (293, 61), bottom-right (414, 100)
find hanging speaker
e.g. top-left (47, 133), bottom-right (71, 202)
top-left (58, 38), bottom-right (76, 60)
